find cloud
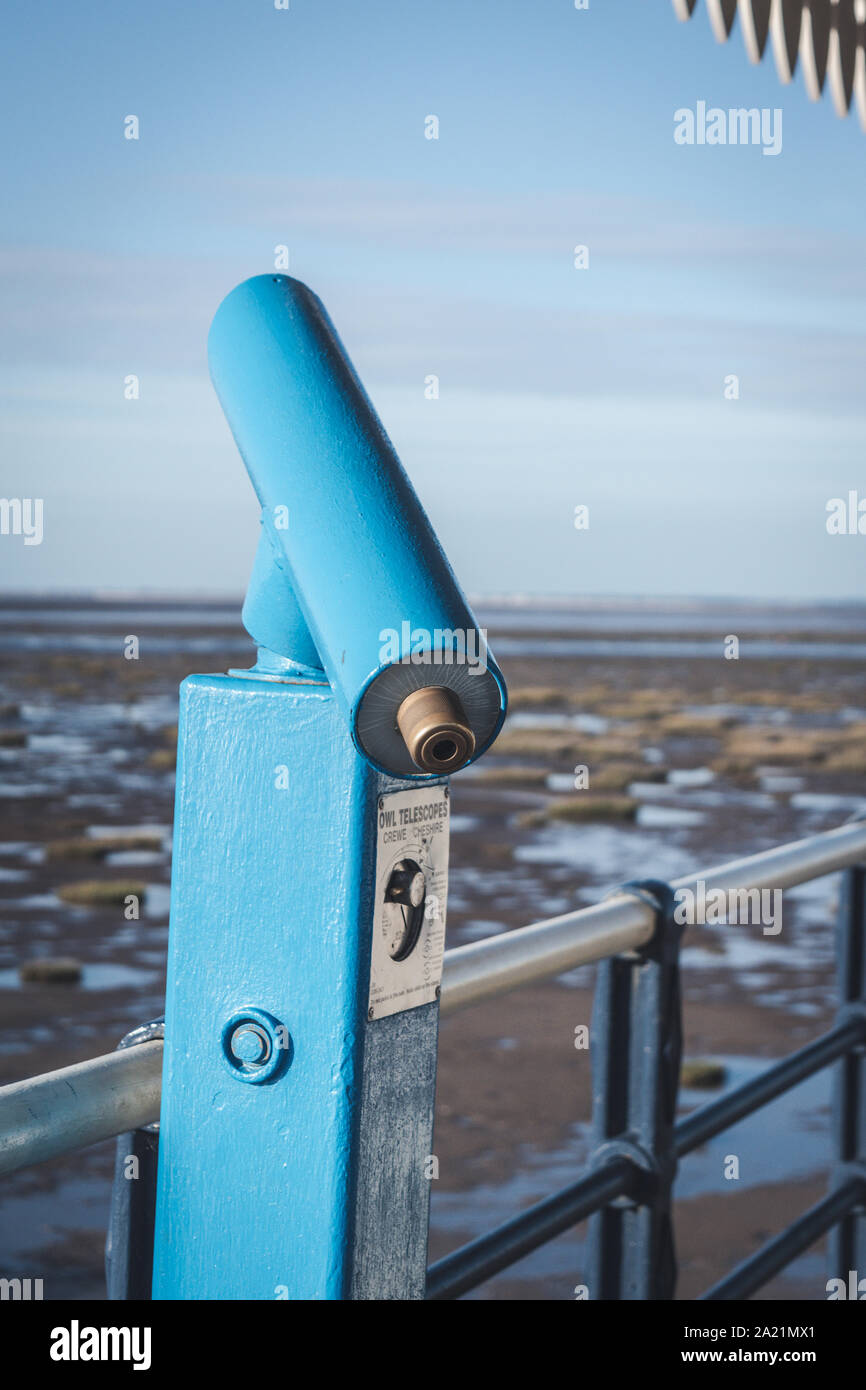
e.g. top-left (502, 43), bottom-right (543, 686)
top-left (167, 173), bottom-right (866, 273)
top-left (1, 234), bottom-right (866, 416)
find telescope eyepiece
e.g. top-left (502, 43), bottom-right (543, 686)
top-left (396, 687), bottom-right (476, 775)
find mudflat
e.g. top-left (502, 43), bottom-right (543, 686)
top-left (1, 597), bottom-right (863, 1300)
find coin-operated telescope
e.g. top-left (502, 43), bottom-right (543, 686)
top-left (149, 276), bottom-right (507, 1300)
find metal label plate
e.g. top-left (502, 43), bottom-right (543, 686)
top-left (368, 786), bottom-right (450, 1021)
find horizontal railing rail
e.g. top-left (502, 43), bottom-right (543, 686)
top-left (440, 819), bottom-right (866, 1013)
top-left (700, 1178), bottom-right (866, 1302)
top-left (0, 1041), bottom-right (162, 1179)
top-left (674, 1017), bottom-right (866, 1159)
top-left (426, 1156), bottom-right (639, 1301)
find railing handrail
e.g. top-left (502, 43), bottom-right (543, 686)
top-left (441, 817), bottom-right (866, 1013)
top-left (0, 1041), bottom-right (162, 1178)
top-left (1, 818), bottom-right (864, 1179)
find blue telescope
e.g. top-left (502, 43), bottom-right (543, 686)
top-left (208, 274), bottom-right (507, 776)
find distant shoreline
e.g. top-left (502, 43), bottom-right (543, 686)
top-left (0, 595), bottom-right (864, 653)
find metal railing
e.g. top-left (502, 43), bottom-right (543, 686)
top-left (429, 821), bottom-right (866, 1300)
top-left (1, 819), bottom-right (865, 1300)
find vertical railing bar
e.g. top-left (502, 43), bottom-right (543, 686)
top-left (829, 862), bottom-right (866, 1286)
top-left (586, 880), bottom-right (684, 1300)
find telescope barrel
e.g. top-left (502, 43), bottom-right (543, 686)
top-left (208, 274), bottom-right (506, 777)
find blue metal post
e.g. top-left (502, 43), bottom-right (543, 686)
top-left (152, 671), bottom-right (448, 1297)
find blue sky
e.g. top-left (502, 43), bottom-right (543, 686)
top-left (1, 0), bottom-right (865, 600)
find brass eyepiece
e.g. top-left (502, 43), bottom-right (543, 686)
top-left (396, 687), bottom-right (475, 774)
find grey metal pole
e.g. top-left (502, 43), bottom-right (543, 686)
top-left (0, 1042), bottom-right (163, 1179)
top-left (441, 820), bottom-right (866, 1014)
